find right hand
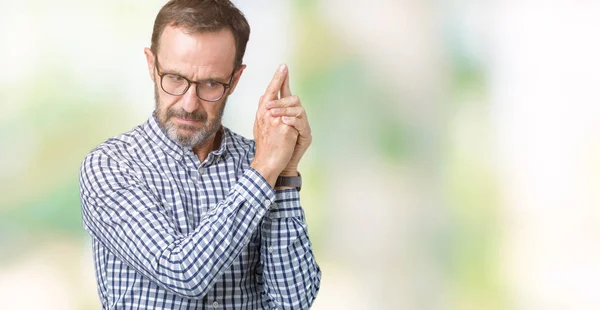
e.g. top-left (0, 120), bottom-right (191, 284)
top-left (250, 64), bottom-right (299, 187)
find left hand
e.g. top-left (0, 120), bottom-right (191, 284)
top-left (265, 66), bottom-right (311, 176)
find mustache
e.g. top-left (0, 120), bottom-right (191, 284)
top-left (167, 108), bottom-right (207, 122)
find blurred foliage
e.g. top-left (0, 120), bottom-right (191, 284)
top-left (0, 66), bottom-right (132, 258)
top-left (290, 0), bottom-right (505, 309)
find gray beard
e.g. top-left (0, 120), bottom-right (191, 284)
top-left (154, 84), bottom-right (226, 148)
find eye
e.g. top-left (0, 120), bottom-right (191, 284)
top-left (205, 81), bottom-right (218, 88)
top-left (166, 74), bottom-right (185, 83)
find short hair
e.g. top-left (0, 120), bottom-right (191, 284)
top-left (150, 0), bottom-right (250, 68)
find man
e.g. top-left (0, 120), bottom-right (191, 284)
top-left (78, 0), bottom-right (321, 309)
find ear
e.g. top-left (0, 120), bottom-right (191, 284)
top-left (144, 48), bottom-right (156, 82)
top-left (227, 64), bottom-right (246, 95)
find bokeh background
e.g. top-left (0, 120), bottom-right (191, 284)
top-left (1, 0), bottom-right (600, 309)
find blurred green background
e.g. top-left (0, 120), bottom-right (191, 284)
top-left (2, 1), bottom-right (600, 309)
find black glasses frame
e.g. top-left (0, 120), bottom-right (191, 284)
top-left (154, 57), bottom-right (236, 102)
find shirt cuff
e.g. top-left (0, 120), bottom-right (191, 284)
top-left (268, 188), bottom-right (303, 219)
top-left (232, 168), bottom-right (277, 211)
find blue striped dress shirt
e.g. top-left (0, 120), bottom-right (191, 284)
top-left (79, 114), bottom-right (321, 309)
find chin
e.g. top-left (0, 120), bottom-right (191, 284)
top-left (174, 128), bottom-right (211, 148)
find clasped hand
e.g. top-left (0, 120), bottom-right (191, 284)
top-left (250, 64), bottom-right (311, 187)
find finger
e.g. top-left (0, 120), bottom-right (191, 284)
top-left (269, 107), bottom-right (304, 118)
top-left (269, 115), bottom-right (299, 137)
top-left (269, 114), bottom-right (282, 125)
top-left (265, 95), bottom-right (300, 109)
top-left (281, 116), bottom-right (310, 135)
top-left (263, 64), bottom-right (288, 102)
top-left (280, 67), bottom-right (292, 98)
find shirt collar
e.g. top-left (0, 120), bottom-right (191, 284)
top-left (142, 112), bottom-right (230, 162)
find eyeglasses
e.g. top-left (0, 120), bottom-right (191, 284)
top-left (154, 57), bottom-right (235, 102)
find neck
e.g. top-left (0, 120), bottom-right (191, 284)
top-left (193, 128), bottom-right (223, 162)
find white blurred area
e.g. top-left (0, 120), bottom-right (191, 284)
top-left (1, 0), bottom-right (600, 309)
top-left (490, 2), bottom-right (600, 309)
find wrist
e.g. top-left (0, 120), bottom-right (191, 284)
top-left (279, 168), bottom-right (298, 177)
top-left (250, 161), bottom-right (279, 187)
top-left (275, 173), bottom-right (302, 191)
top-left (275, 169), bottom-right (298, 190)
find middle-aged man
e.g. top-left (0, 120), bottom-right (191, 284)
top-left (78, 0), bottom-right (321, 309)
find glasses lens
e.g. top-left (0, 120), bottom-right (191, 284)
top-left (161, 74), bottom-right (189, 95)
top-left (197, 81), bottom-right (225, 102)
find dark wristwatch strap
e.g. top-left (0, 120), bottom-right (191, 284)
top-left (275, 173), bottom-right (302, 191)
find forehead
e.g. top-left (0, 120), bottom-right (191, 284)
top-left (157, 25), bottom-right (236, 75)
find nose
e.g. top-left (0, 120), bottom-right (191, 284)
top-left (181, 84), bottom-right (201, 113)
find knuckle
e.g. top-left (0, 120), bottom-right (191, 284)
top-left (286, 96), bottom-right (299, 106)
top-left (293, 96), bottom-right (301, 106)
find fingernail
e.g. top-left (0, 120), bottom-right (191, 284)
top-left (279, 64), bottom-right (287, 73)
top-left (265, 101), bottom-right (273, 108)
top-left (282, 116), bottom-right (293, 122)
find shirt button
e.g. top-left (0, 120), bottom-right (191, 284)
top-left (198, 167), bottom-right (205, 176)
top-left (268, 246), bottom-right (274, 253)
top-left (212, 301), bottom-right (219, 308)
top-left (264, 199), bottom-right (271, 207)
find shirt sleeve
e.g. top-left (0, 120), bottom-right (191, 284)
top-left (79, 149), bottom-right (275, 299)
top-left (260, 188), bottom-right (322, 309)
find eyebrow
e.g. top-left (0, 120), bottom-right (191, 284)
top-left (159, 66), bottom-right (230, 83)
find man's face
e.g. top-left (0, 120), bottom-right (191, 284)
top-left (144, 26), bottom-right (244, 148)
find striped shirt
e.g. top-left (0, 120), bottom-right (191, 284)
top-left (79, 113), bottom-right (321, 309)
